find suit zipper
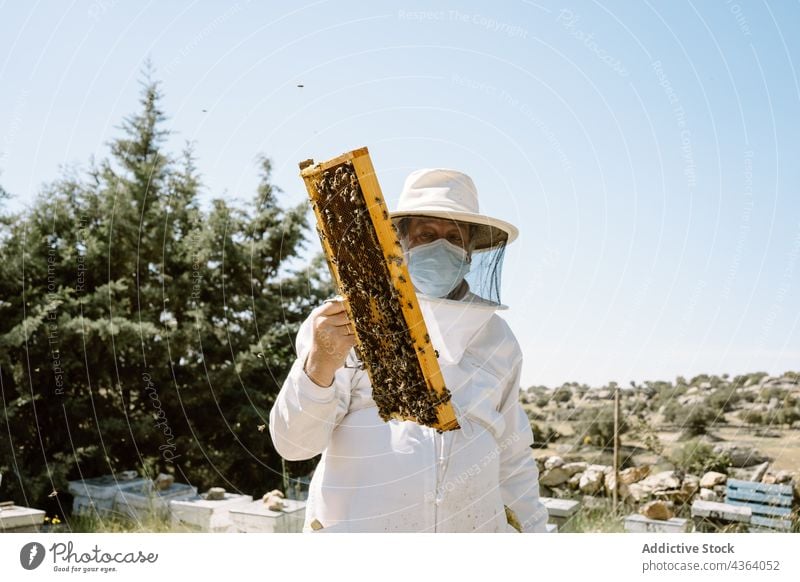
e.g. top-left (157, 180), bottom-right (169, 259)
top-left (433, 428), bottom-right (451, 532)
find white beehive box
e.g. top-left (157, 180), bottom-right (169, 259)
top-left (170, 492), bottom-right (253, 532)
top-left (540, 497), bottom-right (581, 532)
top-left (229, 499), bottom-right (306, 533)
top-left (624, 513), bottom-right (690, 533)
top-left (67, 474), bottom-right (150, 517)
top-left (114, 481), bottom-right (197, 521)
top-left (0, 505), bottom-right (46, 532)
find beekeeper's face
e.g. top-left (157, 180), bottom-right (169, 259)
top-left (404, 217), bottom-right (472, 251)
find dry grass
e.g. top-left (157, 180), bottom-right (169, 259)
top-left (64, 510), bottom-right (196, 533)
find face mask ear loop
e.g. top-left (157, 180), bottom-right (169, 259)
top-left (450, 400), bottom-right (474, 438)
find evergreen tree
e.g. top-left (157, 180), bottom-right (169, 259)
top-left (0, 68), bottom-right (331, 518)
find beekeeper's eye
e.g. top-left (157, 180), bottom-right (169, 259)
top-left (447, 234), bottom-right (464, 246)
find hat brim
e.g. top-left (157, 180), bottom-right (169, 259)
top-left (389, 209), bottom-right (518, 251)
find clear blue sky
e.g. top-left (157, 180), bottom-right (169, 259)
top-left (2, 1), bottom-right (798, 388)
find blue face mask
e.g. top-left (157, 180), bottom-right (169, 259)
top-left (405, 238), bottom-right (471, 298)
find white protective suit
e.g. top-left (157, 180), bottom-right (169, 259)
top-left (269, 292), bottom-right (549, 533)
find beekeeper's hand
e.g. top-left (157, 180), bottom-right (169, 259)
top-left (303, 299), bottom-right (357, 387)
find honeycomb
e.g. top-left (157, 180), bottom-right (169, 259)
top-left (299, 147), bottom-right (458, 431)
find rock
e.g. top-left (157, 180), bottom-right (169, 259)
top-left (750, 462), bottom-right (769, 483)
top-left (206, 487), bottom-right (226, 500)
top-left (566, 472), bottom-right (582, 490)
top-left (678, 394), bottom-right (704, 406)
top-left (262, 489), bottom-right (286, 511)
top-left (762, 474), bottom-right (776, 484)
top-left (544, 456), bottom-right (565, 470)
top-left (712, 443), bottom-right (771, 467)
top-left (639, 470), bottom-right (681, 491)
top-left (640, 500), bottom-right (674, 520)
top-left (653, 490), bottom-right (688, 503)
top-left (627, 482), bottom-right (650, 502)
top-left (700, 471), bottom-right (727, 488)
top-left (728, 467), bottom-right (753, 480)
top-left (604, 473), bottom-right (633, 500)
top-left (561, 462), bottom-right (588, 476)
top-left (154, 473), bottom-right (174, 491)
top-left (540, 467), bottom-right (571, 487)
top-left (619, 465), bottom-right (650, 485)
top-left (607, 476), bottom-right (632, 498)
top-left (651, 461), bottom-right (677, 473)
top-left (698, 487), bottom-right (718, 501)
top-left (604, 472), bottom-right (616, 496)
top-left (680, 475), bottom-right (700, 501)
top-left (119, 470), bottom-right (138, 480)
top-left (754, 429), bottom-right (781, 438)
top-left (579, 469), bottom-right (605, 494)
top-left (774, 470), bottom-right (793, 484)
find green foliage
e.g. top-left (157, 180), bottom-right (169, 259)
top-left (566, 497), bottom-right (626, 533)
top-left (648, 382), bottom-right (686, 413)
top-left (705, 384), bottom-right (741, 412)
top-left (525, 406), bottom-right (546, 422)
top-left (775, 406), bottom-right (800, 426)
top-left (748, 371), bottom-right (770, 385)
top-left (0, 68), bottom-right (332, 511)
top-left (680, 404), bottom-right (719, 437)
top-left (740, 410), bottom-right (764, 425)
top-left (763, 405), bottom-right (800, 427)
top-left (626, 416), bottom-right (664, 456)
top-left (576, 405), bottom-right (629, 448)
top-left (759, 386), bottom-right (789, 403)
top-left (669, 439), bottom-right (732, 475)
top-left (529, 421), bottom-right (561, 448)
top-left (552, 387), bottom-right (572, 402)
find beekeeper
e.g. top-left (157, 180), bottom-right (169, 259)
top-left (269, 168), bottom-right (549, 533)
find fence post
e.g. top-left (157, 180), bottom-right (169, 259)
top-left (613, 384), bottom-right (620, 513)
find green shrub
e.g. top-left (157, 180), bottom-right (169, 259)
top-left (530, 422), bottom-right (561, 448)
top-left (740, 410), bottom-right (764, 425)
top-left (552, 387), bottom-right (572, 402)
top-left (706, 385), bottom-right (741, 412)
top-left (576, 405), bottom-right (628, 448)
top-left (759, 387), bottom-right (789, 403)
top-left (679, 404), bottom-right (719, 437)
top-left (670, 439), bottom-right (732, 475)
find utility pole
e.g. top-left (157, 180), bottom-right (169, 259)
top-left (613, 383), bottom-right (620, 513)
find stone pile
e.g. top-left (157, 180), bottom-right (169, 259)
top-left (536, 452), bottom-right (800, 519)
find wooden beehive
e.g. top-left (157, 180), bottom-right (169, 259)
top-left (299, 147), bottom-right (458, 431)
top-left (0, 504), bottom-right (46, 532)
top-left (114, 481), bottom-right (197, 521)
top-left (67, 473), bottom-right (150, 517)
top-left (170, 492), bottom-right (253, 532)
top-left (229, 499), bottom-right (306, 533)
